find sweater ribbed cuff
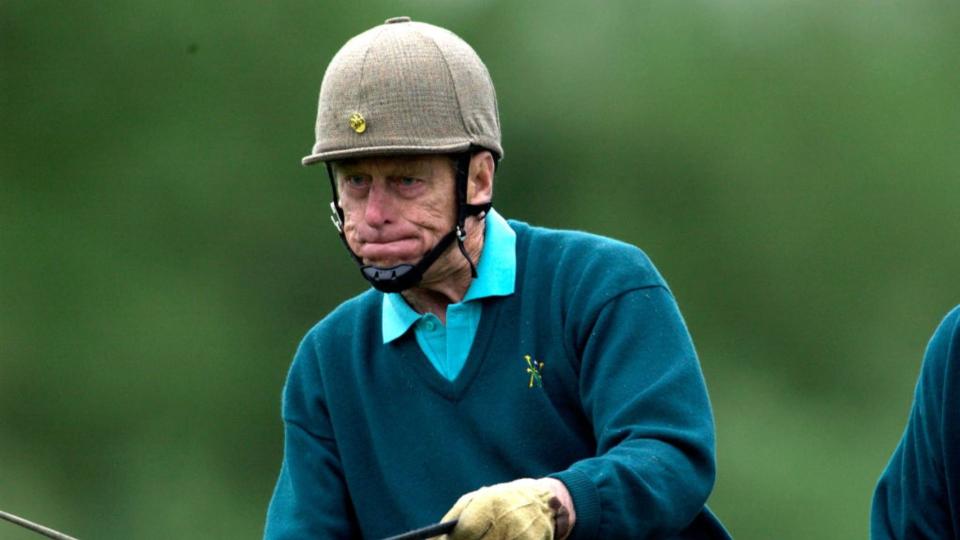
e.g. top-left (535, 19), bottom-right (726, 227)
top-left (550, 469), bottom-right (600, 540)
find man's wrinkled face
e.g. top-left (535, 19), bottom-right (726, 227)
top-left (333, 155), bottom-right (457, 269)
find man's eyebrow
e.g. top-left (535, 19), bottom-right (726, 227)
top-left (331, 161), bottom-right (359, 176)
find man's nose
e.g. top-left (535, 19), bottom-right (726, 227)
top-left (363, 182), bottom-right (393, 226)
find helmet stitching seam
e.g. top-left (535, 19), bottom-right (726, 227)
top-left (415, 27), bottom-right (471, 140)
top-left (354, 25), bottom-right (390, 125)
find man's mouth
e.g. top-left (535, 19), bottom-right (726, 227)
top-left (358, 238), bottom-right (420, 264)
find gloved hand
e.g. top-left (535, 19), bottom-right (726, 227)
top-left (436, 478), bottom-right (565, 540)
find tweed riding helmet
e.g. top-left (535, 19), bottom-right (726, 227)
top-left (302, 16), bottom-right (502, 293)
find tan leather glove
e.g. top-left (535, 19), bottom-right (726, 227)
top-left (436, 478), bottom-right (561, 540)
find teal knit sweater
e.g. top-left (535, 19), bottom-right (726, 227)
top-left (265, 220), bottom-right (728, 539)
top-left (872, 305), bottom-right (960, 539)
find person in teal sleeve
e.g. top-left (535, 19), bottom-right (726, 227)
top-left (871, 305), bottom-right (960, 539)
top-left (264, 16), bottom-right (729, 540)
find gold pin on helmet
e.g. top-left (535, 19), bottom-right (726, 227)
top-left (348, 112), bottom-right (366, 134)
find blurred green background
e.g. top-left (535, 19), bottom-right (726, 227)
top-left (2, 1), bottom-right (958, 538)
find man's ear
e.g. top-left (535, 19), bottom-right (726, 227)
top-left (467, 151), bottom-right (495, 205)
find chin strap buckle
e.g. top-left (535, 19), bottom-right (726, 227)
top-left (456, 225), bottom-right (467, 242)
top-left (329, 201), bottom-right (344, 233)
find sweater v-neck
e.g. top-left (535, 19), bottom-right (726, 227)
top-left (392, 295), bottom-right (506, 401)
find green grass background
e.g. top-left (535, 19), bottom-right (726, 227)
top-left (2, 2), bottom-right (959, 538)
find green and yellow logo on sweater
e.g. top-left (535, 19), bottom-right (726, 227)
top-left (524, 355), bottom-right (545, 388)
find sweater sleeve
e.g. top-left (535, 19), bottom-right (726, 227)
top-left (870, 307), bottom-right (960, 540)
top-left (551, 285), bottom-right (717, 539)
top-left (264, 331), bottom-right (360, 539)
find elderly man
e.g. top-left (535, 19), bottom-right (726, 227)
top-left (264, 16), bottom-right (729, 540)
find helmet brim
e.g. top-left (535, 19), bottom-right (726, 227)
top-left (302, 141), bottom-right (474, 166)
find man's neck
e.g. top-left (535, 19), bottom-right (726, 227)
top-left (400, 223), bottom-right (485, 324)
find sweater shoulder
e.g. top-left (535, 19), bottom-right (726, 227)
top-left (937, 305), bottom-right (960, 344)
top-left (302, 288), bottom-right (382, 353)
top-left (508, 219), bottom-right (667, 293)
top-left (922, 305), bottom-right (960, 382)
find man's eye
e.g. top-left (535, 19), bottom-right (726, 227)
top-left (396, 177), bottom-right (419, 187)
top-left (344, 176), bottom-right (369, 188)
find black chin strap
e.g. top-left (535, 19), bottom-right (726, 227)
top-left (325, 151), bottom-right (492, 293)
top-left (452, 151), bottom-right (491, 279)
